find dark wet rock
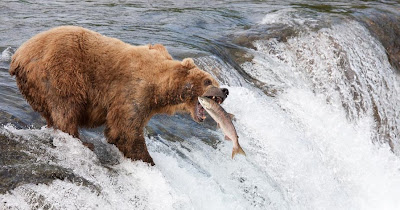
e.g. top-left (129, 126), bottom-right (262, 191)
top-left (201, 24), bottom-right (301, 97)
top-left (229, 25), bottom-right (299, 51)
top-left (147, 114), bottom-right (221, 149)
top-left (290, 3), bottom-right (367, 14)
top-left (0, 164), bottom-right (100, 195)
top-left (200, 43), bottom-right (278, 97)
top-left (0, 111), bottom-right (28, 129)
top-left (220, 25), bottom-right (298, 67)
top-left (352, 10), bottom-right (400, 152)
top-left (77, 128), bottom-right (122, 166)
top-left (0, 133), bottom-right (100, 194)
top-left (292, 3), bottom-right (337, 13)
top-left (356, 10), bottom-right (400, 72)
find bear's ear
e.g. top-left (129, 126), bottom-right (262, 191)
top-left (149, 44), bottom-right (173, 60)
top-left (181, 58), bottom-right (196, 69)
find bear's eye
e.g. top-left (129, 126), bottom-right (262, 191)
top-left (204, 79), bottom-right (212, 86)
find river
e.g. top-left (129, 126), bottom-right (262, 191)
top-left (1, 0), bottom-right (400, 209)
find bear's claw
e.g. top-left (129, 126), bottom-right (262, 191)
top-left (83, 142), bottom-right (95, 151)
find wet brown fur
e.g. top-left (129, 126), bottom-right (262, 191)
top-left (9, 26), bottom-right (223, 165)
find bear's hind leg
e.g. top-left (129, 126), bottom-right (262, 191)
top-left (40, 110), bottom-right (54, 128)
top-left (50, 107), bottom-right (80, 138)
top-left (50, 104), bottom-right (95, 150)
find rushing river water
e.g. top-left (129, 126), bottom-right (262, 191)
top-left (1, 0), bottom-right (400, 209)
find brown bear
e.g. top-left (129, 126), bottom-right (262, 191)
top-left (9, 26), bottom-right (228, 165)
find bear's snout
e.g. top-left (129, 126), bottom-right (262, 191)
top-left (202, 86), bottom-right (228, 104)
top-left (221, 88), bottom-right (229, 98)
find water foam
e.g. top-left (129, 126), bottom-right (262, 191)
top-left (2, 9), bottom-right (400, 210)
top-left (0, 47), bottom-right (13, 62)
top-left (0, 126), bottom-right (184, 210)
top-left (223, 86), bottom-right (400, 209)
top-left (1, 85), bottom-right (400, 209)
top-left (230, 11), bottom-right (400, 209)
top-left (248, 14), bottom-right (400, 154)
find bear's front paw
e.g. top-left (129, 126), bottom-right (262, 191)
top-left (127, 152), bottom-right (155, 166)
top-left (143, 156), bottom-right (155, 166)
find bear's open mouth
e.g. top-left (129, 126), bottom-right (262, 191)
top-left (196, 96), bottom-right (224, 122)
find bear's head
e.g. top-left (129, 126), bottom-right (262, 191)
top-left (178, 58), bottom-right (229, 123)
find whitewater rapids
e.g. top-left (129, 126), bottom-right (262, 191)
top-left (1, 2), bottom-right (400, 210)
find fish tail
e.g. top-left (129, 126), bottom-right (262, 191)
top-left (231, 145), bottom-right (246, 159)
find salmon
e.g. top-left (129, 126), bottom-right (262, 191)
top-left (198, 96), bottom-right (246, 158)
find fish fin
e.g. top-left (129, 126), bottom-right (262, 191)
top-left (228, 113), bottom-right (235, 120)
top-left (224, 135), bottom-right (231, 141)
top-left (231, 145), bottom-right (246, 159)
